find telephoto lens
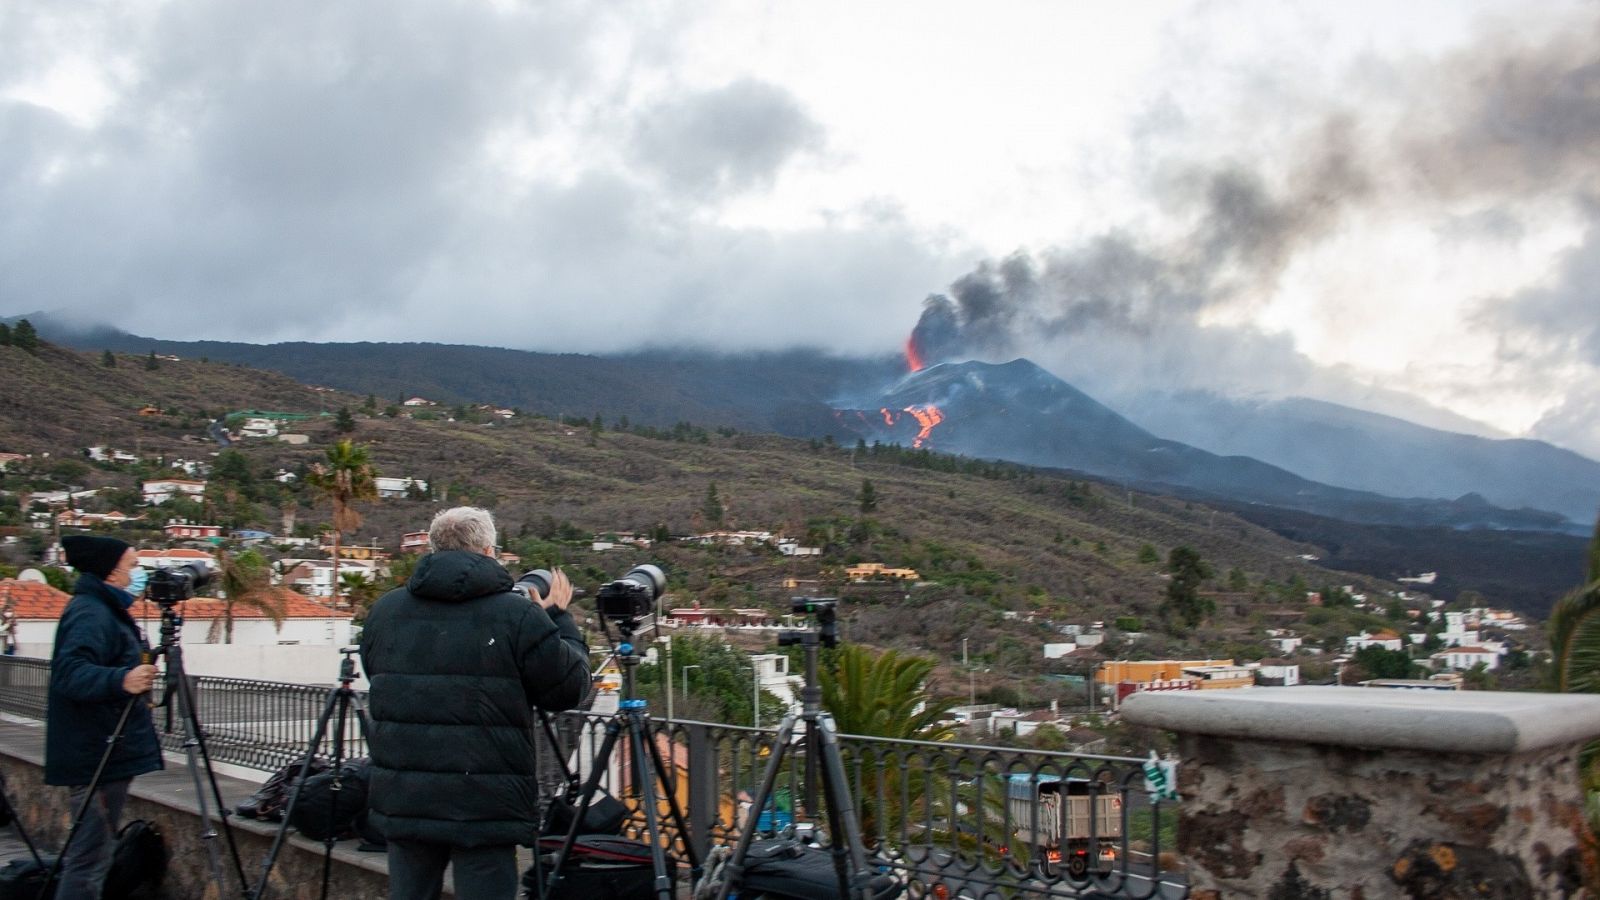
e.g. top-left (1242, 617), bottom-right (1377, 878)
top-left (512, 569), bottom-right (555, 602)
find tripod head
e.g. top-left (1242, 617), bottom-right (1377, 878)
top-left (337, 646), bottom-right (360, 686)
top-left (777, 597), bottom-right (838, 649)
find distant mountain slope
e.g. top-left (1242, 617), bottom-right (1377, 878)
top-left (1116, 391), bottom-right (1600, 525)
top-left (834, 359), bottom-right (1573, 532)
top-left (28, 316), bottom-right (899, 433)
top-left (26, 314), bottom-right (1591, 530)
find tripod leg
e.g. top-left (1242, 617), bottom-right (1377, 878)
top-left (171, 659), bottom-right (251, 895)
top-left (623, 718), bottom-right (675, 900)
top-left (542, 719), bottom-right (625, 899)
top-left (316, 688), bottom-right (354, 900)
top-left (712, 712), bottom-right (800, 900)
top-left (811, 713), bottom-right (877, 900)
top-left (640, 723), bottom-right (702, 880)
top-left (247, 682), bottom-right (344, 900)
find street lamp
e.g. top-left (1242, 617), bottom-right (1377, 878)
top-left (681, 665), bottom-right (701, 704)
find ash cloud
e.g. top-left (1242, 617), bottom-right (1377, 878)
top-left (910, 10), bottom-right (1600, 458)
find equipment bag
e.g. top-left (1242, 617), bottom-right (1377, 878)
top-left (236, 756), bottom-right (330, 822)
top-left (733, 839), bottom-right (902, 900)
top-left (288, 757), bottom-right (372, 842)
top-left (524, 835), bottom-right (672, 900)
top-left (102, 819), bottom-right (166, 900)
top-left (0, 855), bottom-right (56, 900)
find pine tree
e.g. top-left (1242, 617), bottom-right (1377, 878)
top-left (702, 482), bottom-right (725, 528)
top-left (144, 350), bottom-right (159, 370)
top-left (858, 478), bottom-right (878, 514)
top-left (0, 323), bottom-right (11, 346)
top-left (335, 407), bottom-right (356, 434)
top-left (12, 319), bottom-right (40, 355)
top-left (101, 349), bottom-right (117, 368)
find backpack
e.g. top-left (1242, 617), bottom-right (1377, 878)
top-left (288, 758), bottom-right (373, 842)
top-left (236, 756), bottom-right (330, 823)
top-left (102, 819), bottom-right (166, 900)
top-left (730, 839), bottom-right (902, 900)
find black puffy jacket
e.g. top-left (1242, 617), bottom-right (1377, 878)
top-left (45, 574), bottom-right (164, 786)
top-left (359, 550), bottom-right (590, 847)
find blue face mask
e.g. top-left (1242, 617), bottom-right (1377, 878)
top-left (126, 567), bottom-right (149, 597)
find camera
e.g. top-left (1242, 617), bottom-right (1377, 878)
top-left (147, 564), bottom-right (214, 605)
top-left (780, 596), bottom-right (840, 648)
top-left (596, 565), bottom-right (666, 623)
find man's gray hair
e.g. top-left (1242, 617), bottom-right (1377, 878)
top-left (428, 507), bottom-right (498, 553)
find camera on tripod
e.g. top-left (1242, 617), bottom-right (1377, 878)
top-left (779, 596), bottom-right (840, 648)
top-left (596, 565), bottom-right (665, 623)
top-left (147, 564), bottom-right (214, 605)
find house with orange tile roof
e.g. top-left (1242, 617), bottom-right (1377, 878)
top-left (0, 578), bottom-right (355, 656)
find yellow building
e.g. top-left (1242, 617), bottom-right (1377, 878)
top-left (1096, 659), bottom-right (1236, 686)
top-left (844, 562), bottom-right (921, 582)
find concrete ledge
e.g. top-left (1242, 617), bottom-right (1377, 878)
top-left (1120, 686), bottom-right (1600, 753)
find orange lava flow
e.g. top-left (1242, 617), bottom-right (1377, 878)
top-left (880, 408), bottom-right (896, 426)
top-left (904, 404), bottom-right (944, 448)
top-left (905, 336), bottom-right (925, 372)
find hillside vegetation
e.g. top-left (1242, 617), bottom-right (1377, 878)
top-left (0, 340), bottom-right (1546, 703)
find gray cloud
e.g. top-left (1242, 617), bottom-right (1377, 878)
top-left (0, 1), bottom-right (940, 352)
top-left (630, 78), bottom-right (823, 195)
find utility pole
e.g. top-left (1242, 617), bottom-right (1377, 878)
top-left (664, 636), bottom-right (674, 721)
top-left (962, 638), bottom-right (975, 707)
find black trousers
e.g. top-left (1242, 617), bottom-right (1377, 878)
top-left (387, 839), bottom-right (519, 900)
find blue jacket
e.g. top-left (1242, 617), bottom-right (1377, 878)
top-left (361, 550), bottom-right (591, 847)
top-left (45, 574), bottom-right (164, 786)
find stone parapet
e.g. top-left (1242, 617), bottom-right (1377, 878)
top-left (1123, 686), bottom-right (1600, 898)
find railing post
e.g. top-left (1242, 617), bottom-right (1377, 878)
top-left (685, 722), bottom-right (718, 862)
top-left (1124, 686), bottom-right (1600, 898)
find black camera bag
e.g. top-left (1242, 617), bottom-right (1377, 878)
top-left (102, 819), bottom-right (166, 900)
top-left (288, 758), bottom-right (372, 842)
top-left (733, 839), bottom-right (902, 900)
top-left (523, 835), bottom-right (668, 900)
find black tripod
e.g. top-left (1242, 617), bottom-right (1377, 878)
top-left (713, 600), bottom-right (879, 900)
top-left (247, 646), bottom-right (370, 900)
top-left (540, 620), bottom-right (702, 900)
top-left (41, 600), bottom-right (250, 899)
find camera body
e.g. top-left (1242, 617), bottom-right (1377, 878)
top-left (779, 596), bottom-right (840, 648)
top-left (597, 565), bottom-right (666, 623)
top-left (147, 564), bottom-right (214, 605)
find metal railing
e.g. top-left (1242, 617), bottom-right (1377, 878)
top-left (0, 658), bottom-right (1185, 898)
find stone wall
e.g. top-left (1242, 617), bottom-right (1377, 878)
top-left (0, 753), bottom-right (393, 899)
top-left (1123, 686), bottom-right (1600, 900)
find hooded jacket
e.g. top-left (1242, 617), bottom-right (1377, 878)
top-left (360, 550), bottom-right (590, 847)
top-left (45, 574), bottom-right (164, 786)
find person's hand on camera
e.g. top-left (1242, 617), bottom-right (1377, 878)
top-left (122, 664), bottom-right (158, 695)
top-left (542, 568), bottom-right (574, 612)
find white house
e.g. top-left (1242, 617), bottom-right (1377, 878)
top-left (237, 418), bottom-right (279, 438)
top-left (280, 559), bottom-right (382, 598)
top-left (1345, 631), bottom-right (1405, 653)
top-left (136, 548), bottom-right (217, 571)
top-left (164, 521), bottom-right (223, 540)
top-left (1431, 646), bottom-right (1500, 671)
top-left (143, 479), bottom-right (207, 505)
top-left (1043, 643), bottom-right (1077, 659)
top-left (1254, 661), bottom-right (1301, 686)
top-left (776, 541), bottom-right (822, 557)
top-left (374, 476), bottom-right (428, 499)
top-left (1268, 636), bottom-right (1303, 655)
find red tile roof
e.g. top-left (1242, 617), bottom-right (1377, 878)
top-left (0, 579), bottom-right (72, 619)
top-left (0, 579), bottom-right (351, 620)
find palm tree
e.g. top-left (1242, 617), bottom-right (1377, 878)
top-left (819, 645), bottom-right (958, 846)
top-left (1549, 509), bottom-right (1600, 850)
top-left (213, 547), bottom-right (291, 644)
top-left (339, 570), bottom-right (380, 619)
top-left (305, 440), bottom-right (377, 608)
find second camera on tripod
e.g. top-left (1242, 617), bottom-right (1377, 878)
top-left (513, 564), bottom-right (666, 624)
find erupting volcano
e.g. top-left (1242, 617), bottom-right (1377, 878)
top-left (876, 404), bottom-right (945, 448)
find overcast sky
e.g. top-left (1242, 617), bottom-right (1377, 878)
top-left (3, 1), bottom-right (1598, 458)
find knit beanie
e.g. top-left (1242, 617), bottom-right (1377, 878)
top-left (62, 535), bottom-right (132, 580)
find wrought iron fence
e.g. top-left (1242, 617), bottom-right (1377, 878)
top-left (0, 658), bottom-right (1185, 898)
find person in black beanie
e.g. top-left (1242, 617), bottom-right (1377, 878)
top-left (48, 535), bottom-right (162, 900)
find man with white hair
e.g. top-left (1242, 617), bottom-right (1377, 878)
top-left (361, 507), bottom-right (590, 900)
